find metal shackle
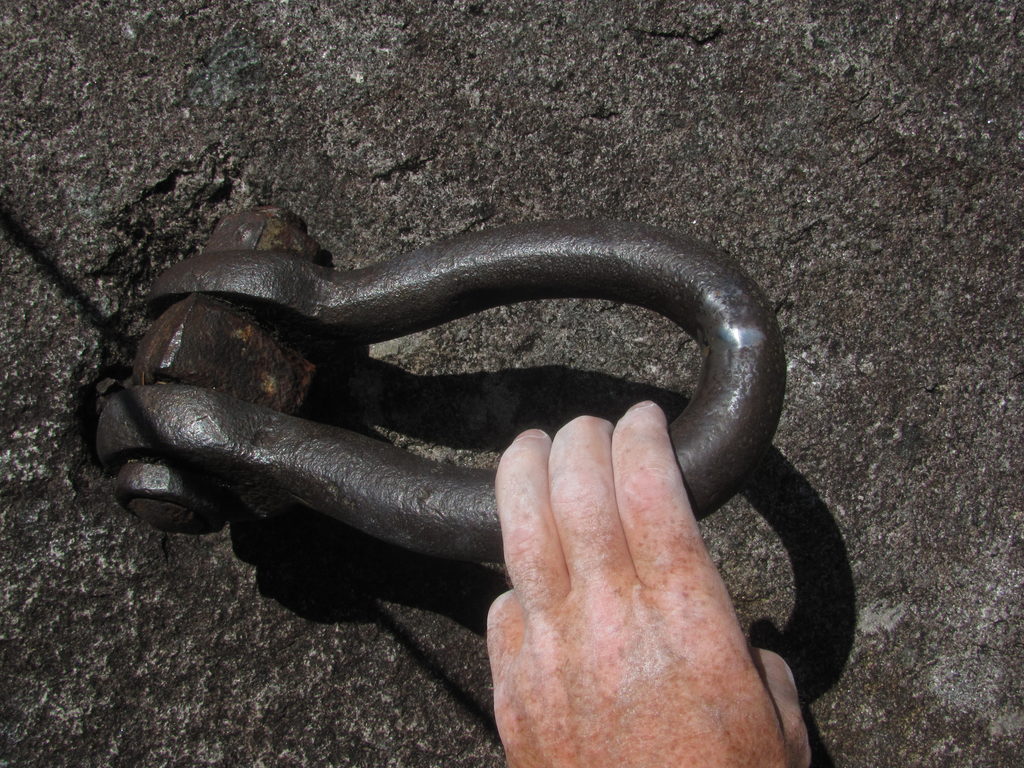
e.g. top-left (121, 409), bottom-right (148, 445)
top-left (97, 211), bottom-right (785, 562)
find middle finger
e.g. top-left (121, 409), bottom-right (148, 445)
top-left (548, 415), bottom-right (637, 589)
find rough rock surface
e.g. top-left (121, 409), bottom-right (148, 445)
top-left (1, 2), bottom-right (1021, 766)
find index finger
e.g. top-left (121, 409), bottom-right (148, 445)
top-left (495, 429), bottom-right (570, 613)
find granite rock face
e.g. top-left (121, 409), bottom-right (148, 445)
top-left (1, 2), bottom-right (1021, 766)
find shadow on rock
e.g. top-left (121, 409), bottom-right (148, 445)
top-left (222, 362), bottom-right (853, 767)
top-left (744, 448), bottom-right (856, 768)
top-left (230, 511), bottom-right (507, 633)
top-left (306, 356), bottom-right (694, 451)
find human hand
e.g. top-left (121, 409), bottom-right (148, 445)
top-left (487, 403), bottom-right (810, 767)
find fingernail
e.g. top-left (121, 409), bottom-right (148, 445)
top-left (627, 400), bottom-right (657, 413)
top-left (512, 428), bottom-right (550, 443)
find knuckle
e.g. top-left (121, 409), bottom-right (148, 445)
top-left (510, 564), bottom-right (559, 604)
top-left (548, 466), bottom-right (614, 513)
top-left (564, 530), bottom-right (625, 573)
top-left (619, 462), bottom-right (682, 507)
top-left (501, 533), bottom-right (563, 600)
top-left (549, 480), bottom-right (609, 515)
top-left (503, 539), bottom-right (548, 582)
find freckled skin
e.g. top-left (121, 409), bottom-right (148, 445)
top-left (488, 404), bottom-right (810, 768)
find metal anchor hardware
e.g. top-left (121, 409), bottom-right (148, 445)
top-left (96, 208), bottom-right (786, 562)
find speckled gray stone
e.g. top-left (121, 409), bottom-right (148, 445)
top-left (1, 2), bottom-right (1021, 766)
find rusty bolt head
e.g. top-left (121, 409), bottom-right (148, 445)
top-left (204, 206), bottom-right (320, 261)
top-left (112, 206), bottom-right (322, 536)
top-left (133, 294), bottom-right (315, 413)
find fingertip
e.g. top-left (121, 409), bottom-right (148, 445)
top-left (498, 428), bottom-right (552, 479)
top-left (558, 414), bottom-right (614, 438)
top-left (751, 648), bottom-right (810, 766)
top-left (751, 648), bottom-right (800, 704)
top-left (613, 401), bottom-right (670, 453)
top-left (501, 430), bottom-right (551, 467)
top-left (512, 428), bottom-right (551, 444)
top-left (620, 400), bottom-right (666, 425)
top-left (627, 399), bottom-right (658, 412)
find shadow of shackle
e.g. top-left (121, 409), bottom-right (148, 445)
top-left (230, 359), bottom-right (855, 767)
